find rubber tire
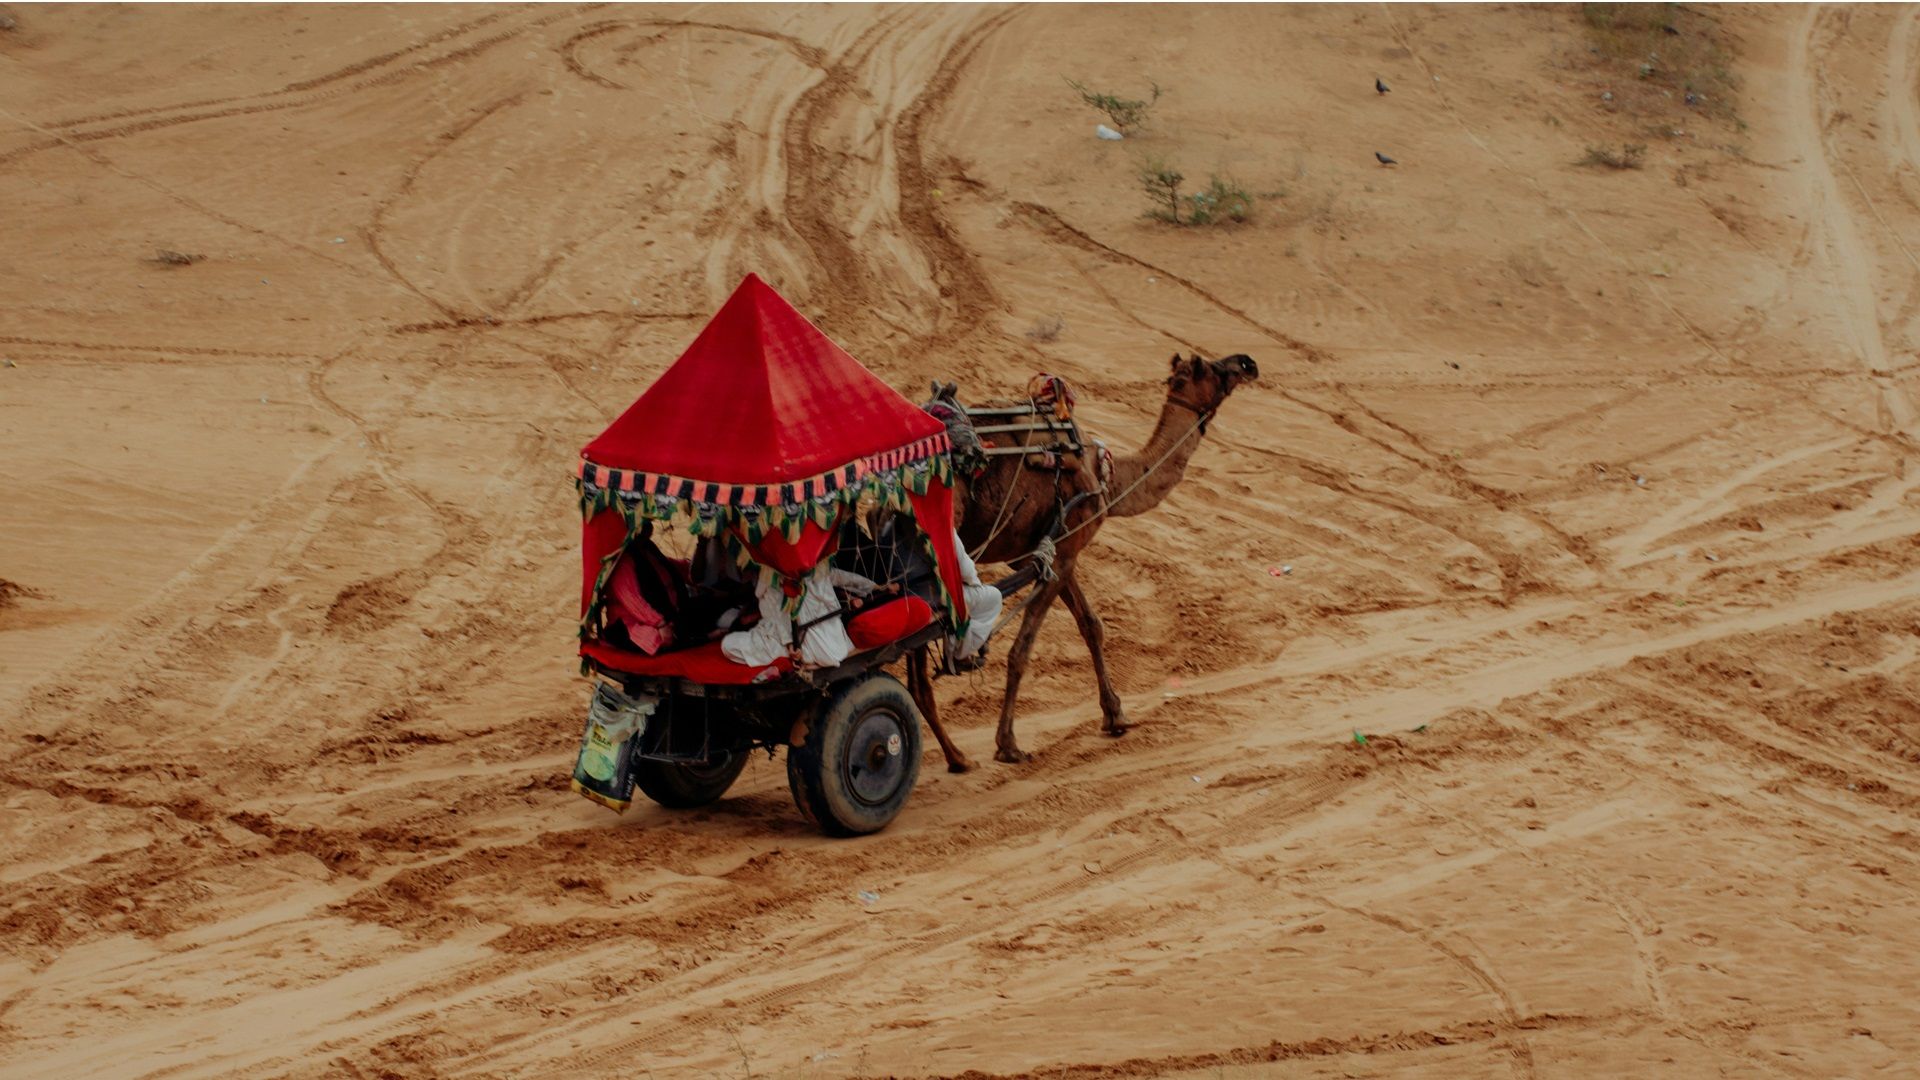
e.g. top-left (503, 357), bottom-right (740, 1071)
top-left (787, 673), bottom-right (923, 836)
top-left (633, 751), bottom-right (749, 809)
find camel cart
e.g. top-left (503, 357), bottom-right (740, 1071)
top-left (568, 275), bottom-right (984, 836)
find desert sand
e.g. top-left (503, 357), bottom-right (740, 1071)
top-left (4, 2), bottom-right (1920, 1076)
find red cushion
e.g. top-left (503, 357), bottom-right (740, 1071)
top-left (580, 640), bottom-right (791, 685)
top-left (846, 596), bottom-right (935, 651)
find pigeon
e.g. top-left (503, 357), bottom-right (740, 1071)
top-left (1375, 151), bottom-right (1397, 166)
top-left (1375, 78), bottom-right (1390, 94)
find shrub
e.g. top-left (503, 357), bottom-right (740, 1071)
top-left (1025, 314), bottom-right (1066, 342)
top-left (1577, 143), bottom-right (1646, 169)
top-left (1140, 163), bottom-right (1253, 227)
top-left (1067, 78), bottom-right (1163, 134)
top-left (1139, 158), bottom-right (1186, 223)
top-left (1184, 176), bottom-right (1254, 225)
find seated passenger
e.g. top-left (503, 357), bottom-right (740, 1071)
top-left (864, 514), bottom-right (999, 662)
top-left (720, 560), bottom-right (883, 669)
top-left (952, 537), bottom-right (1000, 661)
top-left (605, 531), bottom-right (689, 655)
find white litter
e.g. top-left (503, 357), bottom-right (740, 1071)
top-left (1634, 475), bottom-right (1647, 486)
top-left (857, 889), bottom-right (880, 905)
top-left (331, 237), bottom-right (346, 244)
top-left (1095, 124), bottom-right (1124, 141)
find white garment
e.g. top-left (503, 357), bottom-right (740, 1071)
top-left (953, 532), bottom-right (1001, 657)
top-left (720, 563), bottom-right (878, 669)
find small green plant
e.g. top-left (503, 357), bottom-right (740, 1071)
top-left (1139, 158), bottom-right (1186, 223)
top-left (1140, 162), bottom-right (1253, 227)
top-left (1577, 142), bottom-right (1646, 169)
top-left (1184, 175), bottom-right (1254, 225)
top-left (1066, 77), bottom-right (1163, 134)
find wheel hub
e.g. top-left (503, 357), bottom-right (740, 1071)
top-left (844, 708), bottom-right (907, 806)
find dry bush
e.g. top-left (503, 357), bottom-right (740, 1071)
top-left (1139, 161), bottom-right (1254, 227)
top-left (1577, 143), bottom-right (1647, 169)
top-left (1184, 175), bottom-right (1254, 225)
top-left (1024, 314), bottom-right (1066, 342)
top-left (1066, 78), bottom-right (1163, 134)
top-left (152, 249), bottom-right (204, 266)
top-left (1139, 158), bottom-right (1186, 223)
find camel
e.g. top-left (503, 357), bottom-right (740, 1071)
top-left (905, 353), bottom-right (1259, 770)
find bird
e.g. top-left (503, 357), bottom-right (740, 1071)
top-left (1375, 151), bottom-right (1397, 166)
top-left (1375, 77), bottom-right (1390, 94)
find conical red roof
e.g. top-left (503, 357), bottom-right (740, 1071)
top-left (582, 274), bottom-right (941, 490)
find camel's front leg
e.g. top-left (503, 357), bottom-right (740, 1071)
top-left (1060, 574), bottom-right (1127, 736)
top-left (908, 645), bottom-right (974, 773)
top-left (994, 574), bottom-right (1066, 763)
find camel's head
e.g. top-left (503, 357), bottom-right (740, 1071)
top-left (1166, 353), bottom-right (1258, 429)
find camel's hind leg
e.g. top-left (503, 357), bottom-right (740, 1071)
top-left (908, 645), bottom-right (974, 773)
top-left (1060, 574), bottom-right (1127, 736)
top-left (994, 573), bottom-right (1067, 763)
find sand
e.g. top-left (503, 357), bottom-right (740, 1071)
top-left (3, 3), bottom-right (1920, 1076)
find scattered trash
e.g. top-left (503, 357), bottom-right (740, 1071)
top-left (259, 396), bottom-right (269, 404)
top-left (1167, 676), bottom-right (1183, 689)
top-left (331, 236), bottom-right (347, 244)
top-left (2, 359), bottom-right (13, 368)
top-left (1602, 91), bottom-right (1614, 102)
top-left (931, 188), bottom-right (943, 198)
top-left (1191, 775), bottom-right (1204, 784)
top-left (856, 889), bottom-right (880, 905)
top-left (1352, 729), bottom-right (1368, 746)
top-left (1083, 861), bottom-right (1103, 874)
top-left (1685, 91), bottom-right (1700, 107)
top-left (812, 1051), bottom-right (841, 1063)
top-left (1634, 475), bottom-right (1647, 486)
top-left (1095, 124), bottom-right (1125, 141)
top-left (1256, 787), bottom-right (1270, 797)
top-left (1704, 553), bottom-right (1719, 562)
top-left (1267, 564), bottom-right (1292, 577)
top-left (1146, 276), bottom-right (1157, 283)
top-left (260, 278), bottom-right (269, 284)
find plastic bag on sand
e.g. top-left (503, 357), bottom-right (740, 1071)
top-left (1095, 124), bottom-right (1124, 141)
top-left (572, 682), bottom-right (658, 812)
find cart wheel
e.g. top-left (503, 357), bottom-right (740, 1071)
top-left (633, 751), bottom-right (749, 809)
top-left (787, 673), bottom-right (922, 836)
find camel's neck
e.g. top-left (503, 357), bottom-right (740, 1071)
top-left (1103, 397), bottom-right (1209, 517)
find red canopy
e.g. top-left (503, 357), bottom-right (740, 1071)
top-left (576, 274), bottom-right (967, 655)
top-left (583, 273), bottom-right (944, 491)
